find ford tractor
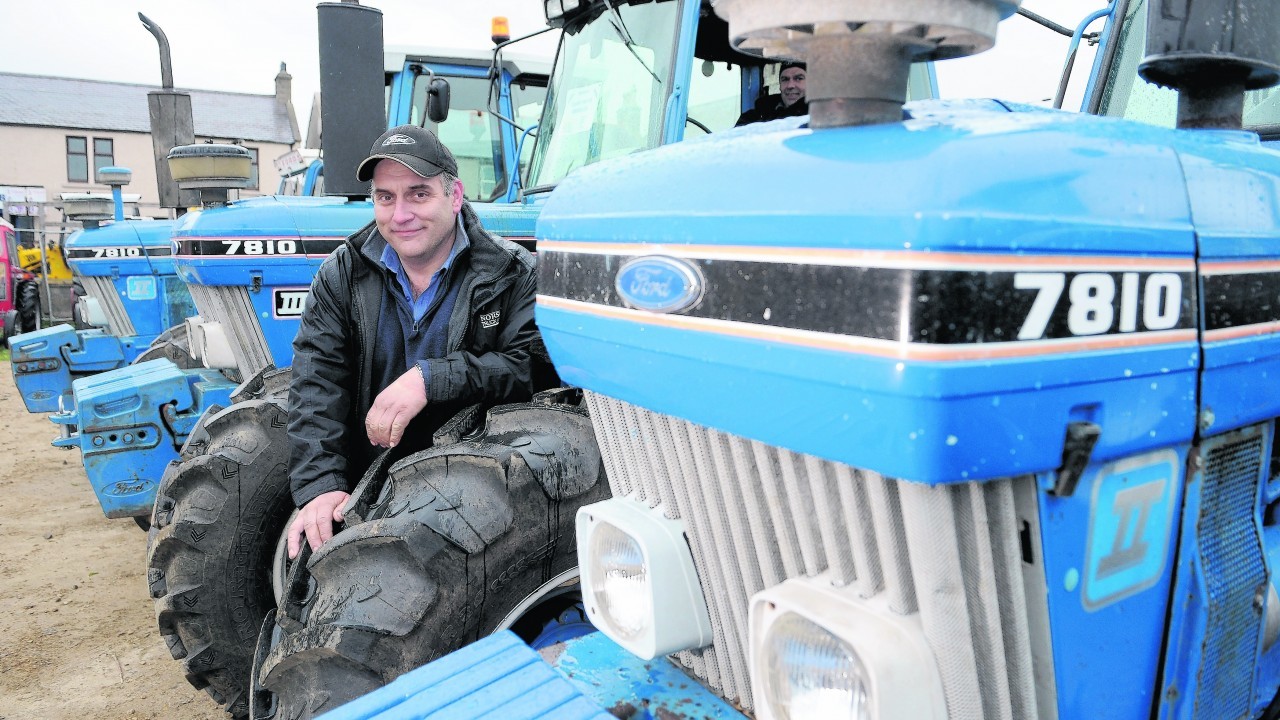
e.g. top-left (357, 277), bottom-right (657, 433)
top-left (261, 0), bottom-right (1280, 719)
top-left (9, 167), bottom-right (197, 415)
top-left (249, 1), bottom-right (941, 718)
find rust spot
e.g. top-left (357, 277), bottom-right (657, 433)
top-left (607, 702), bottom-right (637, 718)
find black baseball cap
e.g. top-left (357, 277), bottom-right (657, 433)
top-left (356, 124), bottom-right (459, 182)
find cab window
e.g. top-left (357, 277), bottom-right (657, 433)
top-left (1096, 0), bottom-right (1280, 135)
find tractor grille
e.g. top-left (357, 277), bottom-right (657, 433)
top-left (1193, 429), bottom-right (1266, 719)
top-left (186, 284), bottom-right (273, 379)
top-left (585, 392), bottom-right (1043, 717)
top-left (80, 276), bottom-right (136, 336)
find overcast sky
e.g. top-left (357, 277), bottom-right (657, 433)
top-left (2, 1), bottom-right (1111, 124)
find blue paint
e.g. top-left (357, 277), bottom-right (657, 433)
top-left (10, 326), bottom-right (131, 413)
top-left (550, 632), bottom-right (744, 719)
top-left (1183, 137), bottom-right (1280, 435)
top-left (316, 632), bottom-right (613, 720)
top-left (1040, 446), bottom-right (1190, 720)
top-left (51, 359), bottom-right (236, 519)
top-left (528, 604), bottom-right (596, 650)
top-left (1081, 1), bottom-right (1123, 111)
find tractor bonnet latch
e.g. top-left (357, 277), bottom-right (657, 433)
top-left (1051, 421), bottom-right (1101, 497)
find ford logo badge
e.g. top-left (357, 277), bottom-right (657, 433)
top-left (615, 255), bottom-right (704, 313)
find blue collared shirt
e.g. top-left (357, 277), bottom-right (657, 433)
top-left (380, 214), bottom-right (470, 324)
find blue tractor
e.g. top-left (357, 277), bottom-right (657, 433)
top-left (9, 168), bottom-right (197, 415)
top-left (268, 0), bottom-right (1280, 719)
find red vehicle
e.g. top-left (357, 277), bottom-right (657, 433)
top-left (0, 219), bottom-right (16, 342)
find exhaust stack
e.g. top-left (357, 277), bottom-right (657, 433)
top-left (140, 14), bottom-right (199, 209)
top-left (712, 0), bottom-right (1020, 128)
top-left (316, 2), bottom-right (386, 198)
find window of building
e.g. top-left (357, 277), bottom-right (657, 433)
top-left (93, 138), bottom-right (114, 177)
top-left (247, 147), bottom-right (259, 189)
top-left (67, 136), bottom-right (88, 182)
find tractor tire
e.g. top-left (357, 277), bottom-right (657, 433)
top-left (146, 367), bottom-right (294, 719)
top-left (256, 395), bottom-right (609, 720)
top-left (134, 323), bottom-right (200, 369)
top-left (17, 280), bottom-right (40, 333)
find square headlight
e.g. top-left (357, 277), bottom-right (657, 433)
top-left (577, 497), bottom-right (713, 659)
top-left (751, 578), bottom-right (947, 720)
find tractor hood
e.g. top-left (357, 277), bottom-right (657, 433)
top-left (535, 99), bottom-right (1280, 483)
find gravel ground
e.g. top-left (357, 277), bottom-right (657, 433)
top-left (0, 359), bottom-right (225, 719)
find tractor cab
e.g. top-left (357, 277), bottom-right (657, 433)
top-left (1088, 0), bottom-right (1280, 146)
top-left (387, 46), bottom-right (550, 203)
top-left (523, 0), bottom-right (935, 196)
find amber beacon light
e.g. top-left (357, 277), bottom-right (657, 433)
top-left (491, 16), bottom-right (510, 45)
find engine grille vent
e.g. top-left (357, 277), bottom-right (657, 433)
top-left (1194, 430), bottom-right (1266, 719)
top-left (186, 284), bottom-right (273, 378)
top-left (80, 276), bottom-right (136, 336)
top-left (585, 392), bottom-right (1044, 717)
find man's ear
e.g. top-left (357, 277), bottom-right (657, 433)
top-left (452, 180), bottom-right (465, 212)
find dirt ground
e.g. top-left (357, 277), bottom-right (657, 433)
top-left (0, 359), bottom-right (225, 719)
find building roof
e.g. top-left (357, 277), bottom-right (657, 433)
top-left (0, 72), bottom-right (296, 144)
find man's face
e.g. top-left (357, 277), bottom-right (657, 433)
top-left (780, 66), bottom-right (806, 108)
top-left (371, 160), bottom-right (464, 268)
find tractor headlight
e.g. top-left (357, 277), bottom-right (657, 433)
top-left (543, 0), bottom-right (585, 24)
top-left (751, 578), bottom-right (947, 720)
top-left (762, 613), bottom-right (870, 720)
top-left (577, 497), bottom-right (713, 659)
top-left (588, 522), bottom-right (651, 639)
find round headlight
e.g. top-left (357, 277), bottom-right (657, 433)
top-left (587, 522), bottom-right (651, 640)
top-left (763, 612), bottom-right (871, 720)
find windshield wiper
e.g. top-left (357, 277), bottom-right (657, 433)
top-left (606, 3), bottom-right (661, 84)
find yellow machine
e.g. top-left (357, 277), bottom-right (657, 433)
top-left (16, 238), bottom-right (72, 281)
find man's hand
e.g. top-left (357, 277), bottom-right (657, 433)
top-left (287, 490), bottom-right (351, 559)
top-left (366, 365), bottom-right (428, 448)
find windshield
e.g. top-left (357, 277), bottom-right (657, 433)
top-left (527, 1), bottom-right (681, 190)
top-left (410, 74), bottom-right (507, 202)
top-left (1095, 0), bottom-right (1280, 132)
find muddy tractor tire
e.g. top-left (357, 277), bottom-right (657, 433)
top-left (17, 280), bottom-right (40, 333)
top-left (134, 323), bottom-right (200, 369)
top-left (146, 367), bottom-right (294, 719)
top-left (256, 394), bottom-right (609, 720)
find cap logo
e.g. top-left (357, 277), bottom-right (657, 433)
top-left (382, 134), bottom-right (416, 147)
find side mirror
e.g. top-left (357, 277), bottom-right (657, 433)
top-left (427, 77), bottom-right (451, 124)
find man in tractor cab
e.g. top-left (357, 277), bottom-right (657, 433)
top-left (285, 125), bottom-right (541, 558)
top-left (735, 61), bottom-right (807, 126)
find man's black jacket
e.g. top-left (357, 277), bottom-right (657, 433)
top-left (287, 201), bottom-right (538, 507)
top-left (735, 94), bottom-right (808, 126)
